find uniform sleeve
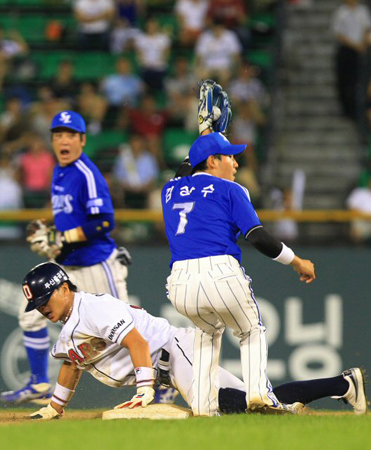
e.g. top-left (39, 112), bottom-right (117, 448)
top-left (76, 166), bottom-right (114, 216)
top-left (85, 296), bottom-right (135, 344)
top-left (229, 183), bottom-right (261, 236)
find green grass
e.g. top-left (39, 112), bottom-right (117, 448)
top-left (1, 411), bottom-right (371, 450)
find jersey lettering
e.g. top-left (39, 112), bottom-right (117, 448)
top-left (68, 349), bottom-right (84, 364)
top-left (165, 186), bottom-right (175, 203)
top-left (201, 184), bottom-right (215, 197)
top-left (173, 202), bottom-right (195, 235)
top-left (77, 340), bottom-right (106, 360)
top-left (78, 343), bottom-right (92, 359)
top-left (52, 194), bottom-right (74, 215)
top-left (180, 186), bottom-right (196, 196)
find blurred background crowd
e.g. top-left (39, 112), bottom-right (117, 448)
top-left (1, 0), bottom-right (371, 245)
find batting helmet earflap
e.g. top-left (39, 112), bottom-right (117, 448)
top-left (23, 262), bottom-right (69, 313)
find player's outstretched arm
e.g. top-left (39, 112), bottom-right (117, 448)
top-left (29, 361), bottom-right (81, 420)
top-left (114, 328), bottom-right (155, 409)
top-left (246, 226), bottom-right (315, 284)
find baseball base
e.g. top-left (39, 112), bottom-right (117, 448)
top-left (102, 404), bottom-right (192, 420)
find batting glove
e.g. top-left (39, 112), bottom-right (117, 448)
top-left (30, 404), bottom-right (62, 420)
top-left (114, 386), bottom-right (155, 409)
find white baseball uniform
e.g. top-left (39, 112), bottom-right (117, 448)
top-left (51, 291), bottom-right (244, 405)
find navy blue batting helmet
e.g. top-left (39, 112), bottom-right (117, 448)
top-left (23, 262), bottom-right (69, 312)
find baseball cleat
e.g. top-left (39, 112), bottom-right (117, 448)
top-left (333, 368), bottom-right (368, 415)
top-left (246, 397), bottom-right (306, 415)
top-left (0, 380), bottom-right (52, 405)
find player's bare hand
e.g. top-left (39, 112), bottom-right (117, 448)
top-left (29, 403), bottom-right (62, 420)
top-left (114, 386), bottom-right (155, 409)
top-left (291, 257), bottom-right (315, 284)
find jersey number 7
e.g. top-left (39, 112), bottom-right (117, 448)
top-left (172, 202), bottom-right (195, 235)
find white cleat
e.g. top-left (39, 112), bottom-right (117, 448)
top-left (333, 368), bottom-right (368, 415)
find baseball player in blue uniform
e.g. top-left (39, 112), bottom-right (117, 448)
top-left (1, 111), bottom-right (131, 405)
top-left (161, 83), bottom-right (316, 416)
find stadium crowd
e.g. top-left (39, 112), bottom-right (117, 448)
top-left (0, 0), bottom-right (277, 241)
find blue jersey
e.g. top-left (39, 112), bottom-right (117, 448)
top-left (161, 173), bottom-right (261, 266)
top-left (51, 153), bottom-right (116, 266)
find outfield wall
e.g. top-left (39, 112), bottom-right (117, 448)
top-left (0, 245), bottom-right (370, 410)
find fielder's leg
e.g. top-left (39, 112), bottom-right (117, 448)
top-left (192, 326), bottom-right (223, 416)
top-left (1, 300), bottom-right (51, 405)
top-left (61, 249), bottom-right (129, 303)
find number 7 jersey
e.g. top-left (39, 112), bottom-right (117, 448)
top-left (161, 173), bottom-right (261, 266)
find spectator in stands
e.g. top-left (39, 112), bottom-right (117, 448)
top-left (206, 0), bottom-right (250, 50)
top-left (0, 97), bottom-right (27, 145)
top-left (112, 134), bottom-right (159, 209)
top-left (332, 0), bottom-right (371, 121)
top-left (228, 61), bottom-right (269, 107)
top-left (270, 187), bottom-right (299, 243)
top-left (50, 59), bottom-right (79, 104)
top-left (116, 0), bottom-right (146, 26)
top-left (230, 100), bottom-right (266, 202)
top-left (29, 86), bottom-right (69, 143)
top-left (124, 94), bottom-right (168, 167)
top-left (134, 17), bottom-right (171, 91)
top-left (101, 57), bottom-right (144, 115)
top-left (0, 153), bottom-right (23, 239)
top-left (195, 18), bottom-right (242, 85)
top-left (0, 27), bottom-right (29, 91)
top-left (364, 78), bottom-right (371, 128)
top-left (175, 0), bottom-right (209, 47)
top-left (110, 17), bottom-right (140, 54)
top-left (77, 81), bottom-right (108, 134)
top-left (165, 56), bottom-right (197, 126)
top-left (74, 0), bottom-right (115, 51)
top-left (16, 134), bottom-right (55, 209)
top-left (346, 175), bottom-right (371, 244)
top-left (110, 0), bottom-right (144, 54)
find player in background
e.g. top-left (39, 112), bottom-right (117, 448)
top-left (161, 81), bottom-right (316, 416)
top-left (22, 263), bottom-right (367, 420)
top-left (0, 111), bottom-right (132, 405)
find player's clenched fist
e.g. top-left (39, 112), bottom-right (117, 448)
top-left (291, 256), bottom-right (315, 284)
top-left (114, 386), bottom-right (155, 409)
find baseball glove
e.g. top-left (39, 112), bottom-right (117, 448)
top-left (26, 219), bottom-right (64, 259)
top-left (198, 79), bottom-right (232, 135)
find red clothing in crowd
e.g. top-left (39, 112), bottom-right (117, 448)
top-left (19, 151), bottom-right (55, 191)
top-left (129, 109), bottom-right (168, 138)
top-left (207, 0), bottom-right (247, 28)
